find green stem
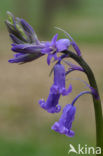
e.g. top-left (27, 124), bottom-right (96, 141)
top-left (63, 50), bottom-right (103, 155)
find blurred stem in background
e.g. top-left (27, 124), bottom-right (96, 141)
top-left (39, 0), bottom-right (80, 36)
top-left (12, 0), bottom-right (80, 36)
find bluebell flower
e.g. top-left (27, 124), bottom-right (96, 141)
top-left (52, 104), bottom-right (76, 137)
top-left (51, 62), bottom-right (72, 95)
top-left (41, 34), bottom-right (70, 65)
top-left (39, 62), bottom-right (72, 113)
top-left (51, 89), bottom-right (94, 137)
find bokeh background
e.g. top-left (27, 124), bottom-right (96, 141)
top-left (0, 0), bottom-right (103, 155)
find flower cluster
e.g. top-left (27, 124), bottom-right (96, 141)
top-left (6, 12), bottom-right (99, 138)
top-left (6, 12), bottom-right (71, 65)
top-left (39, 61), bottom-right (77, 136)
top-left (6, 12), bottom-right (81, 65)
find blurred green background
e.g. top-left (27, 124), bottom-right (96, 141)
top-left (0, 0), bottom-right (103, 156)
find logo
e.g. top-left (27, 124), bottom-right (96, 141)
top-left (68, 144), bottom-right (101, 155)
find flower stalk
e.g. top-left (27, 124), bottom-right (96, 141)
top-left (63, 49), bottom-right (103, 154)
top-left (71, 91), bottom-right (92, 106)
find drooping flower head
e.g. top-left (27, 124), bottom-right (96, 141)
top-left (52, 104), bottom-right (76, 137)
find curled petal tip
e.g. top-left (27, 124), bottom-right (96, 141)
top-left (61, 84), bottom-right (72, 96)
top-left (8, 59), bottom-right (13, 63)
top-left (38, 99), bottom-right (45, 109)
top-left (66, 130), bottom-right (75, 137)
top-left (51, 33), bottom-right (58, 45)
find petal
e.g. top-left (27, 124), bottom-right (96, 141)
top-left (54, 28), bottom-right (81, 56)
top-left (47, 54), bottom-right (53, 65)
top-left (51, 122), bottom-right (68, 134)
top-left (45, 41), bottom-right (51, 47)
top-left (66, 130), bottom-right (75, 137)
top-left (38, 99), bottom-right (46, 109)
top-left (20, 19), bottom-right (34, 35)
top-left (61, 84), bottom-right (72, 96)
top-left (41, 47), bottom-right (52, 54)
top-left (8, 53), bottom-right (28, 63)
top-left (12, 44), bottom-right (42, 54)
top-left (51, 34), bottom-right (58, 46)
top-left (56, 39), bottom-right (70, 52)
top-left (51, 122), bottom-right (60, 132)
top-left (47, 104), bottom-right (61, 113)
top-left (10, 33), bottom-right (24, 44)
top-left (50, 85), bottom-right (59, 94)
top-left (57, 104), bottom-right (76, 135)
top-left (8, 52), bottom-right (43, 63)
top-left (20, 19), bottom-right (40, 44)
top-left (39, 92), bottom-right (61, 113)
top-left (53, 53), bottom-right (58, 61)
top-left (39, 98), bottom-right (61, 113)
top-left (54, 63), bottom-right (65, 88)
top-left (71, 41), bottom-right (81, 56)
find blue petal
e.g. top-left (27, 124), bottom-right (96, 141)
top-left (47, 54), bottom-right (53, 65)
top-left (20, 19), bottom-right (40, 44)
top-left (10, 34), bottom-right (24, 44)
top-left (51, 34), bottom-right (58, 46)
top-left (71, 41), bottom-right (81, 56)
top-left (61, 84), bottom-right (72, 96)
top-left (39, 91), bottom-right (61, 113)
top-left (56, 39), bottom-right (70, 52)
top-left (41, 47), bottom-right (52, 54)
top-left (12, 44), bottom-right (43, 54)
top-left (8, 52), bottom-right (43, 63)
